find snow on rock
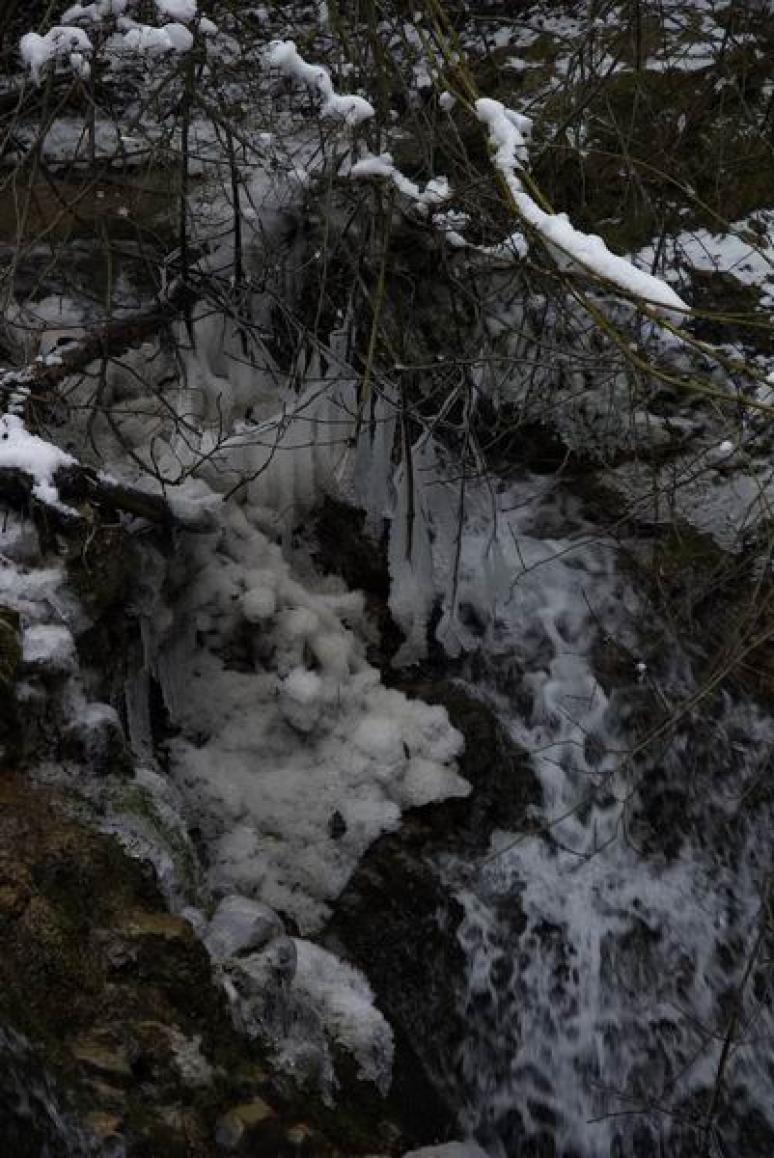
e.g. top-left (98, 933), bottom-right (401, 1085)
top-left (225, 934), bottom-right (393, 1096)
top-left (292, 939), bottom-right (394, 1093)
top-left (0, 414), bottom-right (75, 508)
top-left (142, 503), bottom-right (468, 933)
top-left (20, 26), bottom-right (93, 83)
top-left (266, 40), bottom-right (375, 126)
top-left (204, 895), bottom-right (284, 960)
top-left (475, 97), bottom-right (689, 317)
top-left (22, 623), bottom-right (76, 675)
top-left (64, 702), bottom-right (130, 774)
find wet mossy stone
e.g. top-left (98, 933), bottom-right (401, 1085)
top-left (0, 775), bottom-right (428, 1154)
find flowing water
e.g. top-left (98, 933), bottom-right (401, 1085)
top-left (428, 476), bottom-right (774, 1156)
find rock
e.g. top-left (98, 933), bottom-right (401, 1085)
top-left (286, 1122), bottom-right (315, 1148)
top-left (204, 894), bottom-right (284, 960)
top-left (0, 606), bottom-right (21, 751)
top-left (241, 935), bottom-right (298, 987)
top-left (0, 876), bottom-right (30, 920)
top-left (116, 909), bottom-right (192, 941)
top-left (0, 607), bottom-right (21, 688)
top-left (70, 1030), bottom-right (134, 1081)
top-left (0, 1026), bottom-right (93, 1158)
top-left (215, 1096), bottom-right (275, 1149)
top-left (0, 774), bottom-right (430, 1152)
top-left (226, 935), bottom-right (300, 1036)
top-left (231, 1095), bottom-right (276, 1126)
top-left (215, 1112), bottom-right (244, 1150)
top-left (329, 809), bottom-right (347, 840)
top-left (180, 905), bottom-right (207, 936)
top-left (84, 1110), bottom-right (124, 1145)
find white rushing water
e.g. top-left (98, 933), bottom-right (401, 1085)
top-left (422, 474), bottom-right (774, 1156)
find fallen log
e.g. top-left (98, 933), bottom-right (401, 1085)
top-left (0, 461), bottom-right (177, 533)
top-left (0, 284), bottom-right (194, 401)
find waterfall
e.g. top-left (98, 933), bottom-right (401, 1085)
top-left (425, 476), bottom-right (774, 1156)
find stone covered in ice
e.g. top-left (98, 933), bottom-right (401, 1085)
top-left (204, 894), bottom-right (284, 960)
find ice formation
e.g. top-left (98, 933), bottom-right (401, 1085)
top-left (141, 502), bottom-right (468, 933)
top-left (292, 939), bottom-right (394, 1091)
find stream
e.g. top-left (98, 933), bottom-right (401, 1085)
top-left (417, 476), bottom-right (774, 1156)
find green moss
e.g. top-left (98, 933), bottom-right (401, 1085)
top-left (112, 783), bottom-right (201, 902)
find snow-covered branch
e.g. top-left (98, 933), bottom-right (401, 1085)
top-left (266, 40), bottom-right (375, 126)
top-left (476, 97), bottom-right (689, 317)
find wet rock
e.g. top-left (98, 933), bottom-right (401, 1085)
top-left (0, 607), bottom-right (21, 687)
top-left (285, 1121), bottom-right (316, 1149)
top-left (225, 936), bottom-right (300, 1036)
top-left (0, 1026), bottom-right (93, 1158)
top-left (0, 774), bottom-right (416, 1154)
top-left (84, 1109), bottom-right (124, 1142)
top-left (115, 909), bottom-right (193, 941)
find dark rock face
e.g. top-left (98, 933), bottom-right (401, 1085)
top-left (0, 775), bottom-right (412, 1156)
top-left (0, 774), bottom-right (245, 1154)
top-left (326, 681), bottom-right (541, 1141)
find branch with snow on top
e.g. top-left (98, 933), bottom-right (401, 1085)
top-left (475, 97), bottom-right (689, 318)
top-left (266, 40), bottom-right (375, 126)
top-left (20, 26), bottom-right (94, 83)
top-left (346, 152), bottom-right (470, 246)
